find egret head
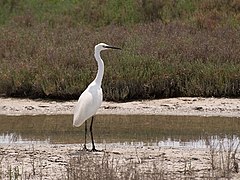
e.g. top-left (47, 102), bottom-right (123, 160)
top-left (95, 43), bottom-right (121, 52)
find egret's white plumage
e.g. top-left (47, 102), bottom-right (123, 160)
top-left (73, 43), bottom-right (120, 151)
top-left (73, 80), bottom-right (103, 127)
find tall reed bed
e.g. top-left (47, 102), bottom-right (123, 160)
top-left (0, 22), bottom-right (239, 100)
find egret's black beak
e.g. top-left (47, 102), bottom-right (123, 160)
top-left (104, 45), bottom-right (121, 50)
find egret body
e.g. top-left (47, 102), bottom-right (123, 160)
top-left (73, 43), bottom-right (121, 151)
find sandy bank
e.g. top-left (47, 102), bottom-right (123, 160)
top-left (0, 97), bottom-right (239, 117)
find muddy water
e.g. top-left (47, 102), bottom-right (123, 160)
top-left (0, 115), bottom-right (239, 148)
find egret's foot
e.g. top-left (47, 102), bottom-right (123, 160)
top-left (82, 145), bottom-right (89, 151)
top-left (90, 148), bottom-right (103, 152)
top-left (82, 146), bottom-right (101, 152)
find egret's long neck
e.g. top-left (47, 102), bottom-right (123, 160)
top-left (94, 50), bottom-right (104, 86)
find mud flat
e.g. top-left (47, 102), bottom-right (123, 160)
top-left (1, 143), bottom-right (240, 179)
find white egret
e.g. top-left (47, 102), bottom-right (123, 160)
top-left (73, 43), bottom-right (121, 151)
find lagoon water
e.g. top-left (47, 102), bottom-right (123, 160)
top-left (0, 115), bottom-right (239, 149)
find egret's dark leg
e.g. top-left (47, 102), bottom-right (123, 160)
top-left (83, 121), bottom-right (87, 150)
top-left (90, 116), bottom-right (100, 152)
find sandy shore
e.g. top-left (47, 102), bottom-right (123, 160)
top-left (0, 97), bottom-right (240, 117)
top-left (0, 97), bottom-right (240, 179)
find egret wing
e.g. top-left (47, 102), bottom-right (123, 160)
top-left (73, 90), bottom-right (93, 127)
top-left (73, 85), bottom-right (102, 127)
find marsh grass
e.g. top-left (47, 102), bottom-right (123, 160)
top-left (0, 0), bottom-right (240, 100)
top-left (66, 150), bottom-right (173, 180)
top-left (0, 22), bottom-right (239, 100)
top-left (208, 136), bottom-right (240, 178)
top-left (1, 0), bottom-right (240, 27)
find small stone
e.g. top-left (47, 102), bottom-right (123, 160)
top-left (194, 106), bottom-right (203, 111)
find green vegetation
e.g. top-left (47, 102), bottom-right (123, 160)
top-left (0, 0), bottom-right (240, 100)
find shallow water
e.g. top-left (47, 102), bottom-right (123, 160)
top-left (0, 115), bottom-right (239, 148)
